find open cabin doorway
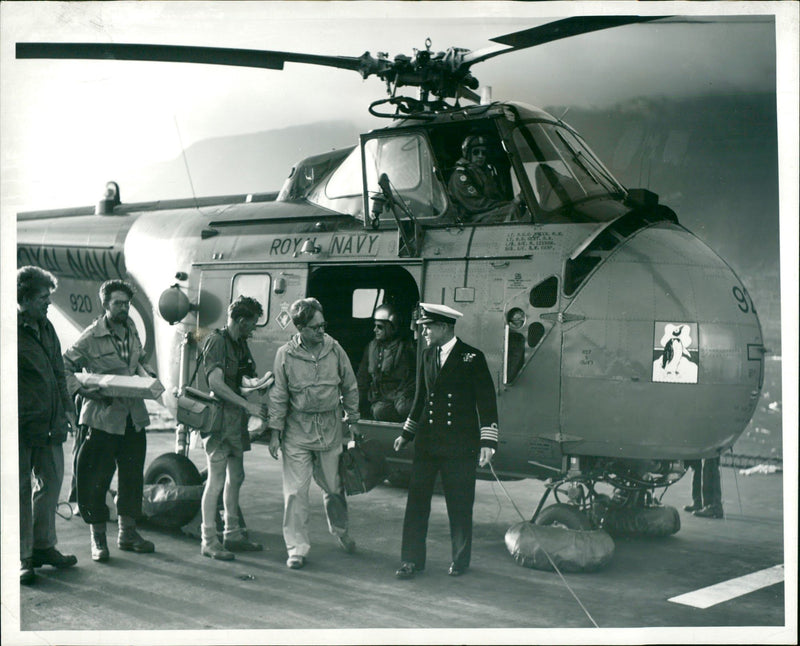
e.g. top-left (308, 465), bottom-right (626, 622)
top-left (307, 264), bottom-right (421, 389)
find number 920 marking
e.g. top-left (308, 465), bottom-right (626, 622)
top-left (69, 293), bottom-right (93, 313)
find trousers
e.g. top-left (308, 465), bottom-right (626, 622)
top-left (19, 442), bottom-right (65, 560)
top-left (686, 457), bottom-right (722, 509)
top-left (76, 419), bottom-right (146, 524)
top-left (281, 441), bottom-right (348, 558)
top-left (401, 451), bottom-right (476, 570)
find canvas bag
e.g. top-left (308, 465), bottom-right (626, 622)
top-left (175, 335), bottom-right (223, 436)
top-left (339, 434), bottom-right (387, 495)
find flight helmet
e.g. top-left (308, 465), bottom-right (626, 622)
top-left (374, 304), bottom-right (400, 329)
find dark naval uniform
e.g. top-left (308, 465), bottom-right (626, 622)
top-left (399, 337), bottom-right (499, 571)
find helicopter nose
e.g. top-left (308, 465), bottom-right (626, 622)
top-left (558, 222), bottom-right (763, 459)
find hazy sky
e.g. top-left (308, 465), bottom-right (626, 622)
top-left (0, 2), bottom-right (785, 214)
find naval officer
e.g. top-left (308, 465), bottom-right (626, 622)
top-left (393, 303), bottom-right (499, 578)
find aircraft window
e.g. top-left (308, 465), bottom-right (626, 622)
top-left (352, 288), bottom-right (385, 318)
top-left (310, 134), bottom-right (447, 220)
top-left (512, 123), bottom-right (624, 218)
top-left (231, 273), bottom-right (270, 326)
top-left (325, 146), bottom-right (368, 199)
top-left (529, 276), bottom-right (558, 308)
top-left (364, 134), bottom-right (448, 219)
top-left (528, 322), bottom-right (545, 348)
top-left (504, 326), bottom-right (526, 384)
top-left (506, 307), bottom-right (526, 329)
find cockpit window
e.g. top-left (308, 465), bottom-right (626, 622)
top-left (308, 132), bottom-right (447, 220)
top-left (363, 134), bottom-right (447, 219)
top-left (324, 148), bottom-right (364, 199)
top-left (512, 123), bottom-right (625, 214)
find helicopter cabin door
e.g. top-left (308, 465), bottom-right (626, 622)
top-left (196, 265), bottom-right (309, 378)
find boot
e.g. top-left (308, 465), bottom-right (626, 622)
top-left (117, 515), bottom-right (155, 553)
top-left (693, 505), bottom-right (724, 519)
top-left (683, 501), bottom-right (703, 512)
top-left (223, 517), bottom-right (262, 552)
top-left (91, 524), bottom-right (110, 562)
top-left (20, 558), bottom-right (36, 584)
top-left (201, 524), bottom-right (234, 561)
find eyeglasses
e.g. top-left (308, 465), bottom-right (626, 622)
top-left (305, 321), bottom-right (327, 331)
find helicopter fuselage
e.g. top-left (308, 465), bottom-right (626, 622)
top-left (16, 102), bottom-right (764, 484)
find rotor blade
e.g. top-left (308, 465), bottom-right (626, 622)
top-left (462, 15), bottom-right (669, 66)
top-left (16, 42), bottom-right (365, 73)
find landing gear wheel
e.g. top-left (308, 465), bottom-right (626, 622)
top-left (603, 504), bottom-right (681, 537)
top-left (143, 453), bottom-right (203, 528)
top-left (535, 503), bottom-right (593, 530)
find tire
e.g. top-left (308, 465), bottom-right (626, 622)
top-left (143, 453), bottom-right (203, 528)
top-left (603, 504), bottom-right (681, 538)
top-left (535, 503), bottom-right (593, 530)
top-left (145, 453), bottom-right (203, 487)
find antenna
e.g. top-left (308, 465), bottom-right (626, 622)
top-left (173, 115), bottom-right (199, 210)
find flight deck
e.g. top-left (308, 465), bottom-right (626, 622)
top-left (10, 430), bottom-right (789, 642)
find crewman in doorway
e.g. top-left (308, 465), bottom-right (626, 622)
top-left (357, 304), bottom-right (415, 422)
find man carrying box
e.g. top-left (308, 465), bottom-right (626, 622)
top-left (64, 279), bottom-right (157, 562)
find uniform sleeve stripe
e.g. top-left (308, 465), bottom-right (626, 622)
top-left (480, 426), bottom-right (499, 443)
top-left (403, 418), bottom-right (418, 437)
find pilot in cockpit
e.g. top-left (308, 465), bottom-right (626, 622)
top-left (448, 135), bottom-right (522, 223)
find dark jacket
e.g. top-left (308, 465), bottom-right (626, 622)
top-left (357, 336), bottom-right (416, 407)
top-left (402, 338), bottom-right (499, 457)
top-left (18, 315), bottom-right (72, 447)
top-left (448, 157), bottom-right (509, 218)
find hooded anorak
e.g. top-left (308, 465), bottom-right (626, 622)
top-left (269, 333), bottom-right (359, 451)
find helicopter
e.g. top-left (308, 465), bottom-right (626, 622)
top-left (14, 15), bottom-right (766, 545)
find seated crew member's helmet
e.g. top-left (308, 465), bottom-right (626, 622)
top-left (374, 304), bottom-right (400, 330)
top-left (461, 134), bottom-right (489, 158)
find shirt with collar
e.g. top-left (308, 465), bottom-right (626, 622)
top-left (438, 335), bottom-right (457, 368)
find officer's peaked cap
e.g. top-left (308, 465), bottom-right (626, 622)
top-left (417, 303), bottom-right (463, 325)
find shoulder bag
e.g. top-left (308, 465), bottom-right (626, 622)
top-left (175, 334), bottom-right (223, 437)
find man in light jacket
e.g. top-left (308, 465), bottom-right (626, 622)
top-left (268, 298), bottom-right (360, 570)
top-left (63, 279), bottom-right (156, 563)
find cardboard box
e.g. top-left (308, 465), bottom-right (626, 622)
top-left (75, 373), bottom-right (165, 400)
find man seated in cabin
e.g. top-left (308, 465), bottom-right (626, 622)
top-left (357, 304), bottom-right (416, 422)
top-left (448, 135), bottom-right (522, 223)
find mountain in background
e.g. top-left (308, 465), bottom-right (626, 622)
top-left (127, 119), bottom-right (363, 199)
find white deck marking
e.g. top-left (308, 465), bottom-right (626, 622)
top-left (668, 564), bottom-right (784, 609)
